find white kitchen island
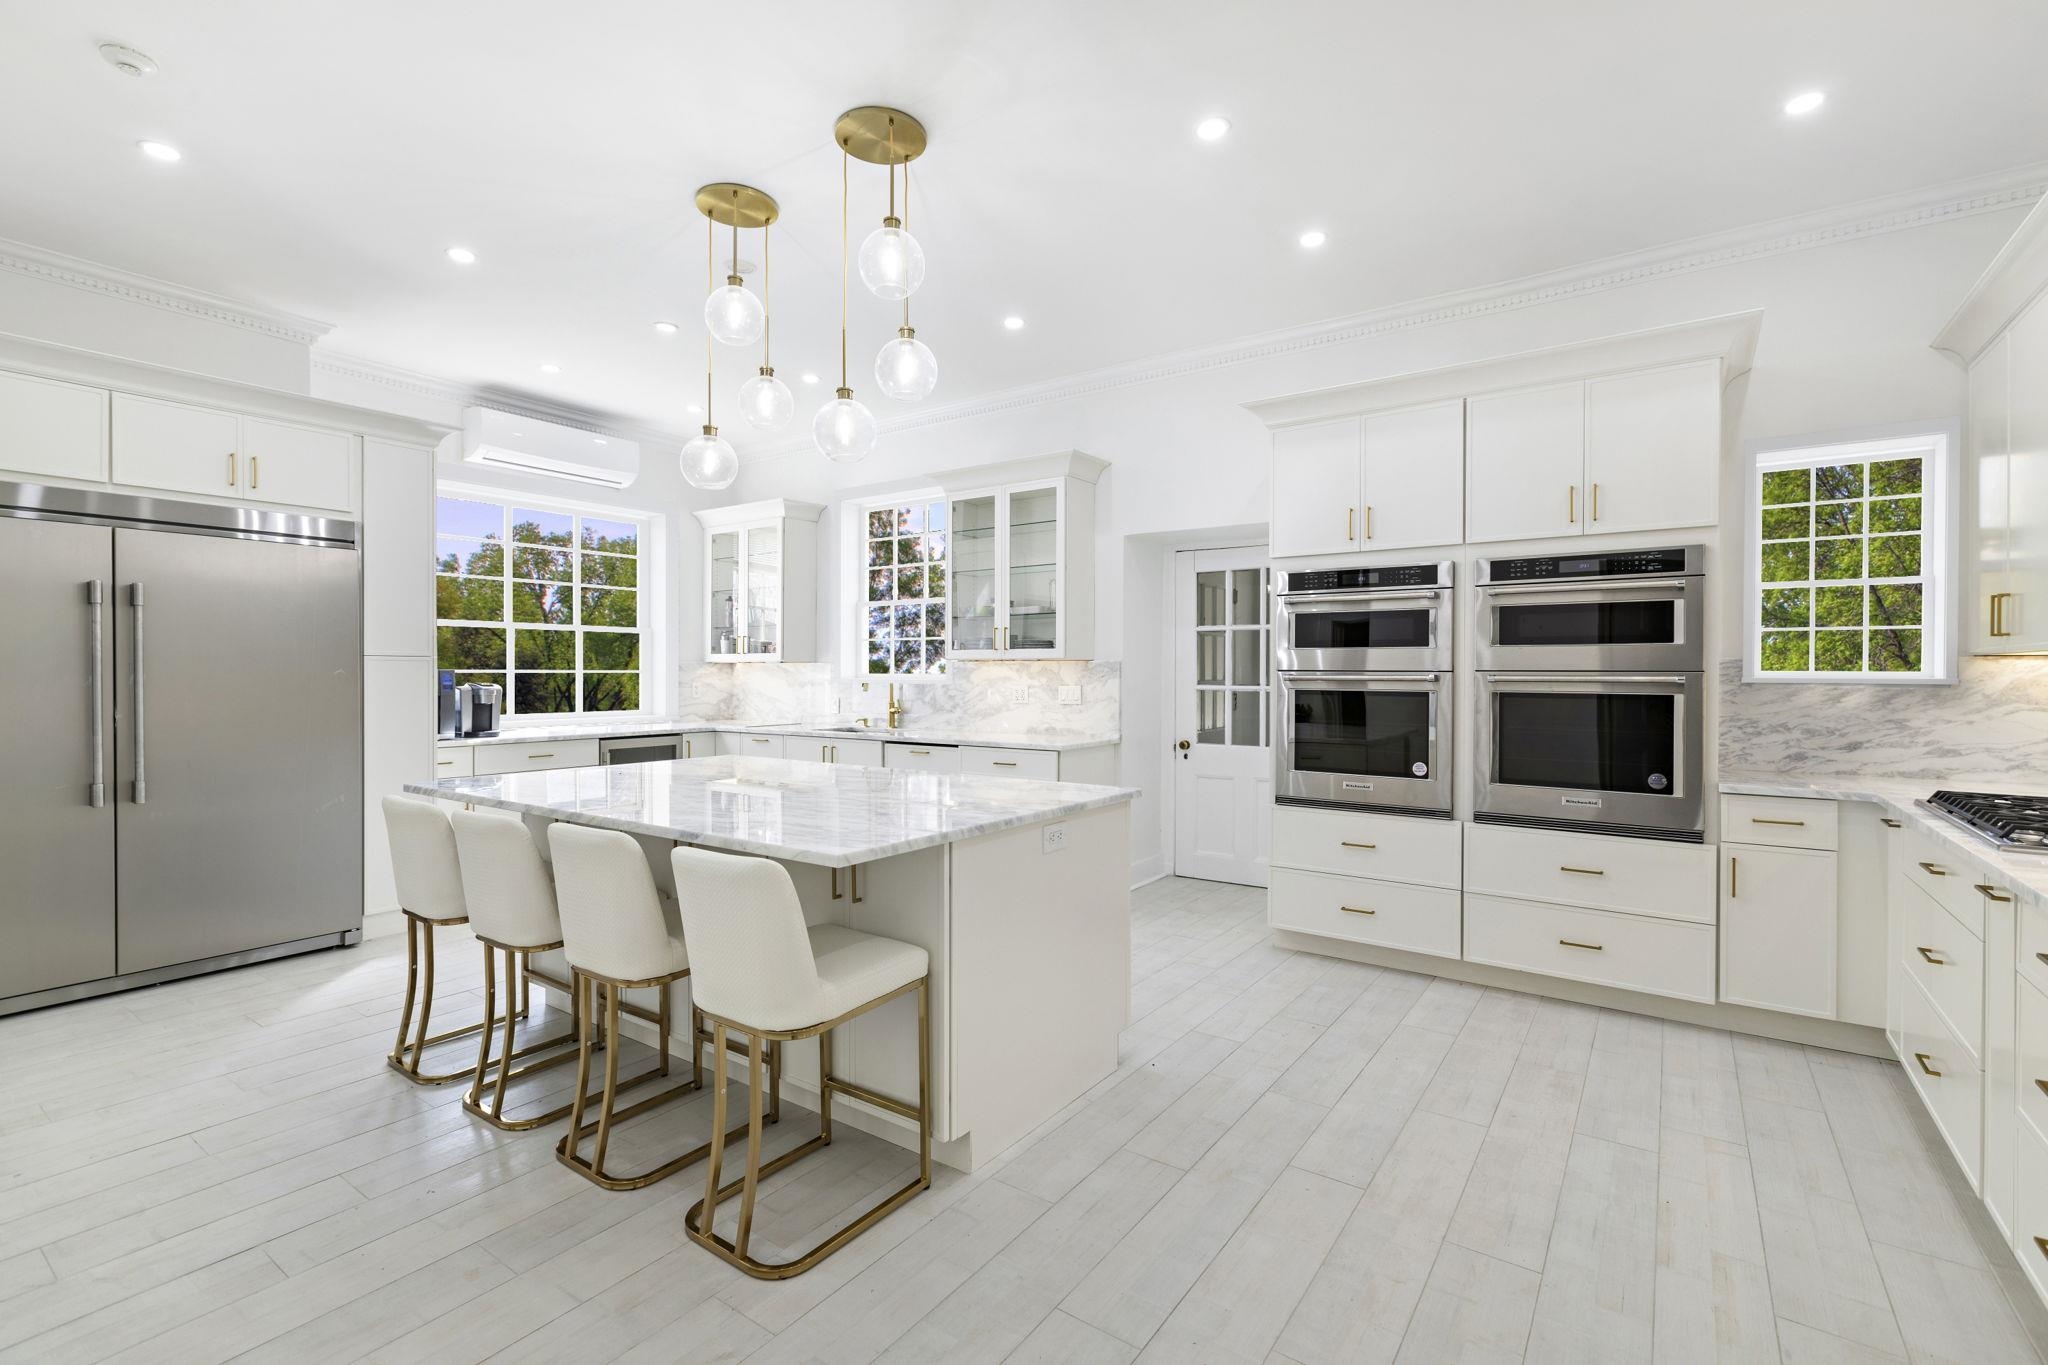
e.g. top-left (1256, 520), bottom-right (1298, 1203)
top-left (408, 755), bottom-right (1136, 1171)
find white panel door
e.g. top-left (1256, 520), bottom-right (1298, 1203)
top-left (0, 369), bottom-right (107, 483)
top-left (1584, 360), bottom-right (1721, 535)
top-left (1465, 381), bottom-right (1585, 543)
top-left (1971, 334), bottom-right (2012, 652)
top-left (1719, 843), bottom-right (1837, 1018)
top-left (1172, 547), bottom-right (1271, 886)
top-left (1269, 419), bottom-right (1360, 558)
top-left (2006, 297), bottom-right (2048, 652)
top-left (240, 416), bottom-right (353, 512)
top-left (110, 393), bottom-right (242, 500)
top-left (1360, 401), bottom-right (1463, 550)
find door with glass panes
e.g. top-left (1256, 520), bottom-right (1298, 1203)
top-left (1173, 547), bottom-right (1272, 885)
top-left (948, 481), bottom-right (1064, 657)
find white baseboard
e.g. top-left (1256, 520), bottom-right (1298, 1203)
top-left (1129, 853), bottom-right (1168, 890)
top-left (362, 908), bottom-right (405, 941)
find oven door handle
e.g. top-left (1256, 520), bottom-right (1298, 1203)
top-left (1277, 590), bottom-right (1447, 606)
top-left (1280, 671), bottom-right (1442, 684)
top-left (1479, 673), bottom-right (1692, 686)
top-left (1478, 578), bottom-right (1692, 596)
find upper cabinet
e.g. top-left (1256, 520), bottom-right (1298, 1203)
top-left (1464, 382), bottom-right (1585, 543)
top-left (1269, 401), bottom-right (1464, 557)
top-left (111, 393), bottom-right (353, 512)
top-left (697, 498), bottom-right (821, 662)
top-left (1934, 195), bottom-right (2048, 656)
top-left (938, 451), bottom-right (1104, 660)
top-left (0, 369), bottom-right (108, 485)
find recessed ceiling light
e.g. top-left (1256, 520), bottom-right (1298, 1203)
top-left (1298, 229), bottom-right (1327, 249)
top-left (653, 320), bottom-right (678, 335)
top-left (137, 140), bottom-right (181, 163)
top-left (1002, 315), bottom-right (1025, 331)
top-left (800, 372), bottom-right (820, 385)
top-left (1783, 90), bottom-right (1825, 116)
top-left (686, 402), bottom-right (705, 415)
top-left (1195, 116), bottom-right (1231, 142)
top-left (445, 246), bottom-right (477, 265)
top-left (539, 363), bottom-right (561, 375)
top-left (592, 437), bottom-right (607, 446)
top-left (99, 43), bottom-right (158, 78)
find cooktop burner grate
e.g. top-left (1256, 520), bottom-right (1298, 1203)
top-left (1926, 790), bottom-right (2048, 852)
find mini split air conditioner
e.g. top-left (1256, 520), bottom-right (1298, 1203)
top-left (454, 407), bottom-right (640, 488)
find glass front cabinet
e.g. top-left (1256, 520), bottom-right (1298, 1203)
top-left (943, 452), bottom-right (1105, 660)
top-left (695, 498), bottom-right (822, 662)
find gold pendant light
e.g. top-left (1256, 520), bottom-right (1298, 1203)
top-left (682, 183), bottom-right (777, 489)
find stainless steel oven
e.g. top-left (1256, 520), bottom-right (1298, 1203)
top-left (1475, 546), bottom-right (1704, 672)
top-left (1474, 671), bottom-right (1704, 839)
top-left (1277, 670), bottom-right (1451, 815)
top-left (1276, 561), bottom-right (1453, 673)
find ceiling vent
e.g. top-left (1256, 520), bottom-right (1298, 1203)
top-left (455, 408), bottom-right (640, 488)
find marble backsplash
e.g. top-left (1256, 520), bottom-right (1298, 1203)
top-left (1718, 657), bottom-right (2048, 782)
top-left (677, 657), bottom-right (1121, 737)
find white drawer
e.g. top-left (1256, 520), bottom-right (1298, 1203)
top-left (2020, 976), bottom-right (2048, 1148)
top-left (1272, 806), bottom-right (1461, 888)
top-left (1901, 973), bottom-right (1981, 1188)
top-left (1464, 823), bottom-right (1717, 925)
top-left (1907, 879), bottom-right (1984, 1064)
top-left (884, 743), bottom-right (963, 775)
top-left (2023, 896), bottom-right (2048, 1001)
top-left (1464, 893), bottom-right (1715, 1003)
top-left (433, 745), bottom-right (475, 778)
top-left (2015, 1115), bottom-right (2048, 1301)
top-left (473, 738), bottom-right (600, 775)
top-left (721, 732), bottom-right (786, 758)
top-left (960, 746), bottom-right (1058, 781)
top-left (1906, 845), bottom-right (1985, 939)
top-left (1720, 794), bottom-right (1838, 851)
top-left (1267, 868), bottom-right (1460, 959)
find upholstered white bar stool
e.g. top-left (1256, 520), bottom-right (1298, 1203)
top-left (547, 823), bottom-right (774, 1190)
top-left (448, 809), bottom-right (591, 1129)
top-left (672, 845), bottom-right (932, 1280)
top-left (382, 794), bottom-right (517, 1085)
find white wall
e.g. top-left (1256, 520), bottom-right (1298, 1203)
top-left (727, 206), bottom-right (2026, 876)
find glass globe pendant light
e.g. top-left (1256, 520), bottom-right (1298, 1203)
top-left (815, 143), bottom-right (877, 462)
top-left (874, 159), bottom-right (938, 402)
top-left (854, 113), bottom-right (925, 300)
top-left (737, 219), bottom-right (793, 429)
top-left (702, 200), bottom-right (765, 346)
top-left (681, 189), bottom-right (777, 491)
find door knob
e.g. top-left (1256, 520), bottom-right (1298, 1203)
top-left (1177, 739), bottom-right (1191, 751)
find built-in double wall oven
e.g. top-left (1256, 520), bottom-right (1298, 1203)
top-left (1473, 546), bottom-right (1706, 840)
top-left (1275, 562), bottom-right (1453, 816)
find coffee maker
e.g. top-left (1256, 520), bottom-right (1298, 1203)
top-left (457, 682), bottom-right (502, 737)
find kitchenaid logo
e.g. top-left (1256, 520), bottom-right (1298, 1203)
top-left (1341, 780), bottom-right (1373, 791)
top-left (1562, 796), bottom-right (1603, 808)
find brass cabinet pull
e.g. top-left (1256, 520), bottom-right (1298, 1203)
top-left (1992, 592), bottom-right (2013, 638)
top-left (1916, 946), bottom-right (1945, 966)
top-left (850, 863), bottom-right (862, 904)
top-left (226, 452), bottom-right (237, 486)
top-left (1560, 865), bottom-right (1605, 876)
top-left (1913, 1052), bottom-right (1942, 1078)
top-left (684, 739), bottom-right (693, 758)
top-left (1568, 485), bottom-right (1577, 525)
top-left (1729, 856), bottom-right (1738, 898)
top-left (2038, 952), bottom-right (2048, 968)
top-left (1340, 905), bottom-right (1376, 916)
top-left (908, 749), bottom-right (931, 756)
top-left (1976, 883), bottom-right (2014, 904)
top-left (2035, 1079), bottom-right (2048, 1100)
top-left (1339, 840), bottom-right (1377, 850)
top-left (2035, 1235), bottom-right (2048, 1260)
top-left (1364, 505), bottom-right (1373, 540)
top-left (1558, 939), bottom-right (1603, 951)
top-left (1917, 861), bottom-right (1949, 877)
top-left (250, 455), bottom-right (259, 490)
top-left (1590, 483), bottom-right (1599, 521)
top-left (993, 760), bottom-right (1018, 767)
top-left (830, 866), bottom-right (843, 901)
top-left (1751, 817), bottom-right (1805, 826)
top-left (526, 752), bottom-right (554, 759)
top-left (750, 737), bottom-right (770, 744)
top-left (1347, 507), bottom-right (1355, 542)
top-left (1880, 818), bottom-right (1902, 828)
top-left (436, 760), bottom-right (454, 768)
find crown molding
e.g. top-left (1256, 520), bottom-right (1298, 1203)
top-left (741, 160), bottom-right (2048, 463)
top-left (310, 350), bottom-right (695, 450)
top-left (0, 236), bottom-right (334, 345)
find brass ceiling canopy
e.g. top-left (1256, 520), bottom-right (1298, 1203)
top-left (835, 106), bottom-right (927, 165)
top-left (694, 182), bottom-right (779, 228)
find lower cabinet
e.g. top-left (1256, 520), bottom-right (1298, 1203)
top-left (1901, 968), bottom-right (1983, 1188)
top-left (1719, 843), bottom-right (1838, 1017)
top-left (720, 731), bottom-right (785, 758)
top-left (433, 744), bottom-right (475, 778)
top-left (960, 745), bottom-right (1059, 781)
top-left (2016, 1119), bottom-right (2048, 1301)
top-left (1268, 866), bottom-right (1460, 958)
top-left (1463, 893), bottom-right (1716, 1003)
top-left (789, 736), bottom-right (886, 766)
top-left (883, 743), bottom-right (964, 775)
top-left (472, 738), bottom-right (601, 775)
top-left (1267, 807), bottom-right (1461, 961)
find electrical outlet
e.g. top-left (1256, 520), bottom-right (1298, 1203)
top-left (1057, 685), bottom-right (1082, 704)
top-left (1042, 822), bottom-right (1067, 853)
top-left (1011, 685), bottom-right (1030, 704)
top-left (832, 696), bottom-right (843, 713)
top-left (690, 682), bottom-right (705, 700)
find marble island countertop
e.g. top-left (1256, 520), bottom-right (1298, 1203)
top-left (1719, 771), bottom-right (2048, 907)
top-left (438, 717), bottom-right (1119, 753)
top-left (408, 755), bottom-right (1138, 867)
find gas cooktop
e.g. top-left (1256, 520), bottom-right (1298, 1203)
top-left (1923, 790), bottom-right (2048, 854)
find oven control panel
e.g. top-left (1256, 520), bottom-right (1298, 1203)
top-left (1481, 546), bottom-right (1698, 583)
top-left (1284, 561), bottom-right (1446, 592)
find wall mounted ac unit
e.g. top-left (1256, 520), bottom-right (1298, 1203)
top-left (455, 407), bottom-right (640, 488)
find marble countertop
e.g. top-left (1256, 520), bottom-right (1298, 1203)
top-left (407, 755), bottom-right (1138, 867)
top-left (438, 717), bottom-right (1119, 753)
top-left (1719, 771), bottom-right (2048, 908)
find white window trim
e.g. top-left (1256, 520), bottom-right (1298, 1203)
top-left (436, 479), bottom-right (664, 722)
top-left (840, 485), bottom-right (950, 683)
top-left (1741, 420), bottom-right (1960, 685)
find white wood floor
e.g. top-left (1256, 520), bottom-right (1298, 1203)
top-left (4, 875), bottom-right (2047, 1364)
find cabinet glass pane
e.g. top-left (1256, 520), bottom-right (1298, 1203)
top-left (950, 494), bottom-right (999, 652)
top-left (1008, 485), bottom-right (1059, 650)
top-left (746, 524), bottom-right (780, 655)
top-left (709, 530), bottom-right (740, 653)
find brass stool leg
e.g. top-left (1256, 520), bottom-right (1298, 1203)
top-left (819, 1028), bottom-right (834, 1144)
top-left (465, 942), bottom-right (498, 1108)
top-left (388, 914), bottom-right (422, 1067)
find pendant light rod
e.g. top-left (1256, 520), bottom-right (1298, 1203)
top-left (839, 144), bottom-right (850, 395)
top-left (762, 221), bottom-right (772, 369)
top-left (902, 159), bottom-right (912, 331)
top-left (703, 212), bottom-right (714, 426)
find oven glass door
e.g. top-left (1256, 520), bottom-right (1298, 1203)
top-left (1476, 673), bottom-right (1702, 835)
top-left (1276, 590), bottom-right (1449, 672)
top-left (1495, 598), bottom-right (1676, 650)
top-left (1476, 578), bottom-right (1702, 671)
top-left (1277, 672), bottom-right (1450, 813)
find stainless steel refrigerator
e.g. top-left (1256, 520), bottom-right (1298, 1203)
top-left (2, 481), bottom-right (362, 1015)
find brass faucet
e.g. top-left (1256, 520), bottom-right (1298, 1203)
top-left (886, 682), bottom-right (906, 730)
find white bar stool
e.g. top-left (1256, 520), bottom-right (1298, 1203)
top-left (547, 823), bottom-right (774, 1190)
top-left (448, 809), bottom-right (590, 1129)
top-left (382, 794), bottom-right (516, 1085)
top-left (672, 845), bottom-right (932, 1280)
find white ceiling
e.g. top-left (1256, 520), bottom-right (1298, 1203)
top-left (5, 0), bottom-right (2047, 446)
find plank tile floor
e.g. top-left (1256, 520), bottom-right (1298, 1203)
top-left (4, 875), bottom-right (2047, 1362)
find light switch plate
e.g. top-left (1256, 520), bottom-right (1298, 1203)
top-left (1058, 685), bottom-right (1082, 704)
top-left (1043, 822), bottom-right (1067, 853)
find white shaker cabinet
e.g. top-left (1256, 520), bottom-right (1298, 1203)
top-left (942, 454), bottom-right (1103, 660)
top-left (1464, 381), bottom-right (1585, 543)
top-left (1583, 361), bottom-right (1721, 535)
top-left (1719, 843), bottom-right (1838, 1018)
top-left (1269, 419), bottom-right (1360, 558)
top-left (2002, 297), bottom-right (2048, 653)
top-left (0, 369), bottom-right (107, 484)
top-left (791, 736), bottom-right (886, 766)
top-left (1972, 333), bottom-right (2013, 652)
top-left (697, 499), bottom-right (821, 662)
top-left (1268, 403), bottom-right (1463, 558)
top-left (111, 394), bottom-right (353, 512)
top-left (240, 417), bottom-right (352, 513)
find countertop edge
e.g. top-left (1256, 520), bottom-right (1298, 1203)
top-left (436, 720), bottom-right (1121, 753)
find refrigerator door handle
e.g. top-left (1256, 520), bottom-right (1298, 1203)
top-left (131, 581), bottom-right (146, 804)
top-left (87, 579), bottom-right (104, 807)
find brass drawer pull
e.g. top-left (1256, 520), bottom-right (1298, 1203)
top-left (1558, 939), bottom-right (1603, 951)
top-left (1916, 946), bottom-right (1945, 966)
top-left (1992, 591), bottom-right (2013, 638)
top-left (1976, 884), bottom-right (2014, 904)
top-left (1750, 817), bottom-right (1806, 826)
top-left (1729, 856), bottom-right (1738, 898)
top-left (2038, 952), bottom-right (2048, 968)
top-left (1340, 841), bottom-right (1377, 850)
top-left (992, 760), bottom-right (1018, 767)
top-left (436, 760), bottom-right (454, 767)
top-left (1560, 866), bottom-right (1605, 876)
top-left (1914, 1052), bottom-right (1942, 1078)
top-left (1917, 861), bottom-right (1949, 877)
top-left (2036, 1079), bottom-right (2048, 1100)
top-left (908, 749), bottom-right (931, 755)
top-left (526, 752), bottom-right (554, 759)
top-left (2035, 1235), bottom-right (2048, 1260)
top-left (1340, 905), bottom-right (1375, 916)
top-left (1880, 818), bottom-right (1902, 828)
top-left (750, 737), bottom-right (770, 744)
